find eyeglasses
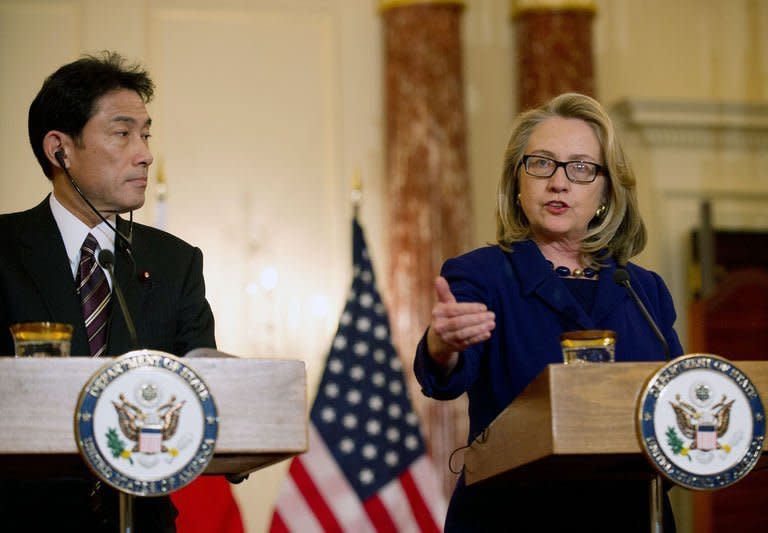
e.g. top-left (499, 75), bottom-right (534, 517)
top-left (520, 155), bottom-right (605, 184)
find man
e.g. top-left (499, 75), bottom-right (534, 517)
top-left (0, 52), bottom-right (216, 532)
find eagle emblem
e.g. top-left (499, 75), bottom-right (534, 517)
top-left (75, 350), bottom-right (220, 496)
top-left (112, 391), bottom-right (186, 455)
top-left (638, 353), bottom-right (765, 491)
top-left (669, 386), bottom-right (735, 454)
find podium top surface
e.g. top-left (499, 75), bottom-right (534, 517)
top-left (0, 356), bottom-right (307, 476)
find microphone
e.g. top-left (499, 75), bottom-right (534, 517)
top-left (614, 268), bottom-right (671, 361)
top-left (54, 150), bottom-right (136, 267)
top-left (98, 249), bottom-right (139, 350)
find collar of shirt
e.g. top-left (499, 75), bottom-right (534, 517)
top-left (49, 193), bottom-right (116, 284)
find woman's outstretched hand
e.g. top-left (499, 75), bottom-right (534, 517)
top-left (425, 276), bottom-right (495, 372)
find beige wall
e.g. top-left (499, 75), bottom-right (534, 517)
top-left (1, 0), bottom-right (766, 531)
top-left (596, 0), bottom-right (766, 104)
top-left (467, 0), bottom-right (768, 247)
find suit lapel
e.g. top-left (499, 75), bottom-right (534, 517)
top-left (18, 198), bottom-right (89, 354)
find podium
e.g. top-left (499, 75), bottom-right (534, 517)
top-left (0, 356), bottom-right (307, 479)
top-left (464, 361), bottom-right (768, 486)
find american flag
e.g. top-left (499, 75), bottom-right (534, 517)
top-left (269, 218), bottom-right (446, 532)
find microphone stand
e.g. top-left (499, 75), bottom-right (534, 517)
top-left (650, 474), bottom-right (664, 533)
top-left (613, 268), bottom-right (670, 532)
top-left (98, 249), bottom-right (140, 533)
top-left (98, 250), bottom-right (138, 350)
top-left (119, 492), bottom-right (134, 533)
top-left (57, 153), bottom-right (140, 533)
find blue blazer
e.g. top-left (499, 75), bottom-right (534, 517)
top-left (414, 241), bottom-right (684, 532)
top-left (415, 240), bottom-right (683, 445)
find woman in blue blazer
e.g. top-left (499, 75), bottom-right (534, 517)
top-left (415, 93), bottom-right (683, 532)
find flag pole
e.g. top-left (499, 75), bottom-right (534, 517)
top-left (351, 168), bottom-right (362, 220)
top-left (155, 158), bottom-right (167, 231)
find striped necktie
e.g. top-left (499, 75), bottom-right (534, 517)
top-left (77, 233), bottom-right (111, 357)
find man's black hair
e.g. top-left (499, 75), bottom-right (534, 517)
top-left (28, 51), bottom-right (155, 178)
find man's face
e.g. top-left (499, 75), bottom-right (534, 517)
top-left (66, 88), bottom-right (153, 216)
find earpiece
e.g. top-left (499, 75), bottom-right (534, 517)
top-left (55, 144), bottom-right (137, 274)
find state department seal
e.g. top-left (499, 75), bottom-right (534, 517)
top-left (75, 350), bottom-right (219, 496)
top-left (637, 353), bottom-right (765, 490)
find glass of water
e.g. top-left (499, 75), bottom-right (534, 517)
top-left (10, 322), bottom-right (74, 357)
top-left (560, 329), bottom-right (616, 364)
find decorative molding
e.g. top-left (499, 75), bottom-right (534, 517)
top-left (379, 0), bottom-right (464, 13)
top-left (666, 189), bottom-right (768, 207)
top-left (512, 0), bottom-right (596, 18)
top-left (612, 99), bottom-right (768, 149)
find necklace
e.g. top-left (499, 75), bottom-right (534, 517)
top-left (546, 260), bottom-right (598, 279)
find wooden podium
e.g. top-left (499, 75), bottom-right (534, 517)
top-left (464, 361), bottom-right (768, 487)
top-left (0, 356), bottom-right (307, 479)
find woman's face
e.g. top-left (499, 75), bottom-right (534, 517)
top-left (518, 116), bottom-right (607, 247)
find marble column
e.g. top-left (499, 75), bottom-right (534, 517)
top-left (381, 0), bottom-right (471, 498)
top-left (513, 0), bottom-right (597, 110)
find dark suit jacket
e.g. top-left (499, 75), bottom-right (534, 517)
top-left (0, 197), bottom-right (216, 532)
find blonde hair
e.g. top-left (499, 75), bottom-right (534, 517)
top-left (496, 93), bottom-right (646, 267)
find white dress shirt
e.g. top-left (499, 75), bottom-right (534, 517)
top-left (49, 192), bottom-right (116, 288)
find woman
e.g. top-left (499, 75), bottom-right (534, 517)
top-left (414, 93), bottom-right (683, 532)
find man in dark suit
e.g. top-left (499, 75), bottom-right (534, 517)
top-left (0, 51), bottom-right (216, 532)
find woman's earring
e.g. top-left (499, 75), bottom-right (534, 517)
top-left (595, 203), bottom-right (607, 219)
top-left (516, 193), bottom-right (521, 206)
